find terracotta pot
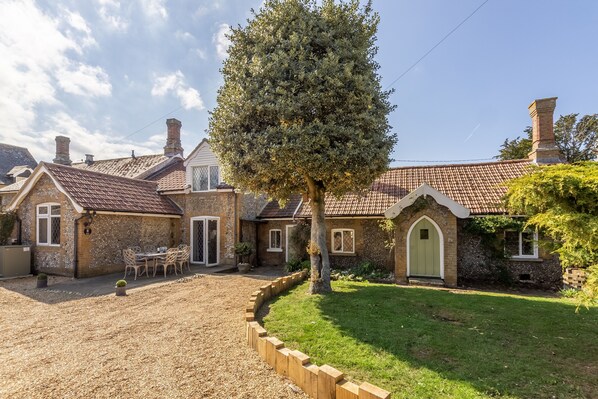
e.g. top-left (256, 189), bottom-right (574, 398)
top-left (115, 286), bottom-right (127, 296)
top-left (36, 279), bottom-right (47, 289)
top-left (237, 263), bottom-right (251, 273)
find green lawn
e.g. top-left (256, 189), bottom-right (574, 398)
top-left (262, 281), bottom-right (598, 399)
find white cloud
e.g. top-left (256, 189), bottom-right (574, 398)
top-left (139, 0), bottom-right (168, 21)
top-left (96, 0), bottom-right (129, 31)
top-left (0, 0), bottom-right (112, 161)
top-left (56, 63), bottom-right (112, 97)
top-left (194, 48), bottom-right (207, 60)
top-left (151, 71), bottom-right (204, 111)
top-left (213, 23), bottom-right (231, 60)
top-left (175, 30), bottom-right (195, 42)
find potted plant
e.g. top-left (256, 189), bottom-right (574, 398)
top-left (115, 279), bottom-right (127, 296)
top-left (36, 273), bottom-right (48, 288)
top-left (234, 242), bottom-right (253, 273)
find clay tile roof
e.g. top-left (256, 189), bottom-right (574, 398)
top-left (261, 160), bottom-right (532, 219)
top-left (0, 143), bottom-right (37, 185)
top-left (72, 154), bottom-right (168, 179)
top-left (258, 194), bottom-right (303, 219)
top-left (146, 158), bottom-right (187, 192)
top-left (44, 162), bottom-right (182, 215)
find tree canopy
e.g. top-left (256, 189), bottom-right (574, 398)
top-left (505, 162), bottom-right (598, 306)
top-left (496, 114), bottom-right (598, 163)
top-left (209, 0), bottom-right (396, 293)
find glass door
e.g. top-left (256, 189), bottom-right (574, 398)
top-left (191, 217), bottom-right (219, 266)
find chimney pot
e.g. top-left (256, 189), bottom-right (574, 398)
top-left (85, 154), bottom-right (94, 165)
top-left (53, 136), bottom-right (72, 166)
top-left (528, 97), bottom-right (562, 164)
top-left (164, 118), bottom-right (184, 157)
top-left (131, 150), bottom-right (136, 159)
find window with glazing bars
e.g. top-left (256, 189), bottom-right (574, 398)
top-left (37, 204), bottom-right (60, 245)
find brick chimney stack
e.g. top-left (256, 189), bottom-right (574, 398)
top-left (164, 118), bottom-right (184, 157)
top-left (528, 97), bottom-right (562, 164)
top-left (85, 154), bottom-right (94, 165)
top-left (53, 136), bottom-right (72, 166)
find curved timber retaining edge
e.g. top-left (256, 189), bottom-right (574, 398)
top-left (245, 270), bottom-right (391, 399)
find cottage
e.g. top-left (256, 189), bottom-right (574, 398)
top-left (4, 118), bottom-right (266, 276)
top-left (256, 97), bottom-right (564, 289)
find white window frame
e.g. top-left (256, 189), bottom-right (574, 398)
top-left (268, 229), bottom-right (283, 252)
top-left (506, 229), bottom-right (539, 259)
top-left (191, 165), bottom-right (220, 192)
top-left (36, 203), bottom-right (61, 247)
top-left (331, 228), bottom-right (355, 254)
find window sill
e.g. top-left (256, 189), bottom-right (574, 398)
top-left (509, 257), bottom-right (543, 263)
top-left (330, 252), bottom-right (357, 257)
top-left (37, 244), bottom-right (61, 248)
top-left (267, 248), bottom-right (283, 253)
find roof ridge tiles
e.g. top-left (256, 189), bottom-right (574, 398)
top-left (386, 158), bottom-right (531, 171)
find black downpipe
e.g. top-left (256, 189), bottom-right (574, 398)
top-left (73, 214), bottom-right (86, 279)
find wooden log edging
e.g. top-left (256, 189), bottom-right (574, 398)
top-left (245, 270), bottom-right (391, 399)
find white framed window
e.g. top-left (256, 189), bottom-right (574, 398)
top-left (331, 229), bottom-right (355, 254)
top-left (268, 229), bottom-right (282, 252)
top-left (505, 230), bottom-right (538, 259)
top-left (191, 165), bottom-right (220, 192)
top-left (37, 203), bottom-right (60, 246)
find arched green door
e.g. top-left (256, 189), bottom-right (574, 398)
top-left (409, 218), bottom-right (441, 277)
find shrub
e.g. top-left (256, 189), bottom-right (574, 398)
top-left (560, 288), bottom-right (578, 298)
top-left (116, 280), bottom-right (127, 287)
top-left (285, 258), bottom-right (311, 273)
top-left (37, 273), bottom-right (47, 280)
top-left (234, 242), bottom-right (253, 263)
top-left (330, 261), bottom-right (393, 282)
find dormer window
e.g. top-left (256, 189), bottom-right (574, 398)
top-left (192, 165), bottom-right (219, 191)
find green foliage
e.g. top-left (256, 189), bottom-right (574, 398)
top-left (330, 261), bottom-right (392, 282)
top-left (505, 162), bottom-right (598, 304)
top-left (234, 242), bottom-right (253, 257)
top-left (464, 215), bottom-right (525, 235)
top-left (0, 211), bottom-right (17, 246)
top-left (496, 114), bottom-right (598, 162)
top-left (560, 288), bottom-right (578, 298)
top-left (37, 273), bottom-right (47, 280)
top-left (284, 258), bottom-right (311, 273)
top-left (555, 113), bottom-right (598, 162)
top-left (209, 0), bottom-right (397, 200)
top-left (115, 279), bottom-right (127, 287)
top-left (378, 218), bottom-right (395, 251)
top-left (496, 126), bottom-right (533, 161)
top-left (288, 221), bottom-right (310, 261)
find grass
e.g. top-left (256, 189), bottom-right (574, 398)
top-left (262, 281), bottom-right (598, 399)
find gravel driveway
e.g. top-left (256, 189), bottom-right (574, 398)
top-left (0, 274), bottom-right (307, 399)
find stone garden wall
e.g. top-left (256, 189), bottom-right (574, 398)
top-left (245, 271), bottom-right (391, 399)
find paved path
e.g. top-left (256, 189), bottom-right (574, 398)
top-left (0, 269), bottom-right (307, 399)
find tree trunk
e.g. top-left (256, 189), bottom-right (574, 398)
top-left (307, 179), bottom-right (332, 294)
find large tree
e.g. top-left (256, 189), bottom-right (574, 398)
top-left (496, 114), bottom-right (598, 162)
top-left (505, 162), bottom-right (598, 306)
top-left (209, 0), bottom-right (396, 294)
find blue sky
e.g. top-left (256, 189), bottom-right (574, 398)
top-left (1, 0), bottom-right (597, 166)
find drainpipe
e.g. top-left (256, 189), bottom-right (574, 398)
top-left (73, 213), bottom-right (86, 279)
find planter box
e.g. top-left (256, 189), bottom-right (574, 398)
top-left (0, 245), bottom-right (31, 278)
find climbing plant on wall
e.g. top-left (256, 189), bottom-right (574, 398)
top-left (0, 211), bottom-right (16, 246)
